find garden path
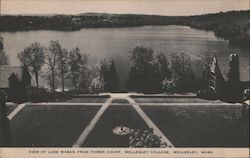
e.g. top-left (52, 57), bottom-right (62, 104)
top-left (72, 98), bottom-right (112, 147)
top-left (7, 103), bottom-right (26, 120)
top-left (72, 93), bottom-right (174, 147)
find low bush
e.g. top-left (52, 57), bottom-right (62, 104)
top-left (26, 87), bottom-right (72, 102)
top-left (128, 128), bottom-right (171, 148)
top-left (26, 87), bottom-right (51, 102)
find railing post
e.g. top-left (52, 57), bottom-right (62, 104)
top-left (0, 90), bottom-right (11, 146)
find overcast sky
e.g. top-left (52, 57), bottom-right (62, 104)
top-left (1, 0), bottom-right (249, 16)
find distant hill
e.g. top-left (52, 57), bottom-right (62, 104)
top-left (0, 10), bottom-right (249, 46)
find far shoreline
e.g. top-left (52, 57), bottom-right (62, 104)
top-left (1, 10), bottom-right (249, 47)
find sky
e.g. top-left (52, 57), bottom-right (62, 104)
top-left (1, 0), bottom-right (249, 16)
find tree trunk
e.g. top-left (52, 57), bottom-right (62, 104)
top-left (52, 70), bottom-right (55, 93)
top-left (35, 71), bottom-right (39, 88)
top-left (81, 67), bottom-right (84, 91)
top-left (74, 80), bottom-right (77, 91)
top-left (61, 73), bottom-right (64, 92)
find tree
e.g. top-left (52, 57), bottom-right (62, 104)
top-left (46, 40), bottom-right (61, 92)
top-left (78, 52), bottom-right (90, 92)
top-left (68, 47), bottom-right (81, 91)
top-left (193, 53), bottom-right (216, 96)
top-left (226, 54), bottom-right (241, 101)
top-left (0, 37), bottom-right (9, 65)
top-left (91, 59), bottom-right (119, 92)
top-left (21, 64), bottom-right (31, 88)
top-left (156, 52), bottom-right (172, 81)
top-left (227, 54), bottom-right (240, 82)
top-left (90, 64), bottom-right (105, 93)
top-left (18, 42), bottom-right (45, 88)
top-left (127, 46), bottom-right (161, 93)
top-left (169, 53), bottom-right (196, 92)
top-left (9, 73), bottom-right (20, 91)
top-left (108, 60), bottom-right (119, 91)
top-left (99, 60), bottom-right (109, 92)
top-left (129, 46), bottom-right (154, 70)
top-left (8, 73), bottom-right (22, 102)
top-left (0, 36), bottom-right (3, 50)
top-left (0, 50), bottom-right (9, 65)
top-left (56, 48), bottom-right (69, 92)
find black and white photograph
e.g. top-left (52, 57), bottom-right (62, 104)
top-left (0, 0), bottom-right (249, 157)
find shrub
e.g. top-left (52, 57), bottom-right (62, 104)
top-left (26, 87), bottom-right (51, 102)
top-left (25, 87), bottom-right (72, 102)
top-left (128, 128), bottom-right (170, 148)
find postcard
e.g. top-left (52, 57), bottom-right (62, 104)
top-left (0, 0), bottom-right (249, 158)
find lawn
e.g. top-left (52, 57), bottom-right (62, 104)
top-left (111, 99), bottom-right (130, 103)
top-left (64, 97), bottom-right (109, 103)
top-left (141, 105), bottom-right (249, 147)
top-left (133, 97), bottom-right (221, 103)
top-left (10, 105), bottom-right (100, 147)
top-left (132, 96), bottom-right (222, 103)
top-left (83, 105), bottom-right (149, 147)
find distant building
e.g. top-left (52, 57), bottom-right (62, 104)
top-left (203, 54), bottom-right (250, 101)
top-left (0, 65), bottom-right (22, 91)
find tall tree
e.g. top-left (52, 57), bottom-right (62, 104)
top-left (18, 42), bottom-right (45, 87)
top-left (68, 47), bottom-right (81, 91)
top-left (46, 40), bottom-right (61, 92)
top-left (0, 50), bottom-right (9, 65)
top-left (129, 46), bottom-right (154, 70)
top-left (156, 52), bottom-right (172, 80)
top-left (0, 36), bottom-right (9, 65)
top-left (170, 53), bottom-right (196, 92)
top-left (90, 64), bottom-right (105, 93)
top-left (56, 48), bottom-right (69, 92)
top-left (21, 64), bottom-right (31, 88)
top-left (78, 52), bottom-right (89, 92)
top-left (99, 60), bottom-right (109, 92)
top-left (108, 60), bottom-right (119, 91)
top-left (8, 73), bottom-right (22, 102)
top-left (127, 46), bottom-right (161, 93)
top-left (226, 54), bottom-right (241, 101)
top-left (0, 36), bottom-right (3, 50)
top-left (227, 54), bottom-right (240, 82)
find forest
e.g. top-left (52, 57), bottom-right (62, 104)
top-left (0, 10), bottom-right (249, 46)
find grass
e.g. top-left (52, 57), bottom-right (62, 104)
top-left (63, 97), bottom-right (108, 103)
top-left (10, 105), bottom-right (100, 147)
top-left (141, 105), bottom-right (249, 147)
top-left (111, 99), bottom-right (130, 103)
top-left (132, 97), bottom-right (222, 103)
top-left (83, 105), bottom-right (149, 147)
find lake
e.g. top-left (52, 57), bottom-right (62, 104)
top-left (1, 25), bottom-right (249, 90)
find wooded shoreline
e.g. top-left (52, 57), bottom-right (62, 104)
top-left (0, 10), bottom-right (249, 47)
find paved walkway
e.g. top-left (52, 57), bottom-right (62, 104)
top-left (8, 93), bottom-right (240, 147)
top-left (72, 93), bottom-right (174, 147)
top-left (72, 98), bottom-right (112, 147)
top-left (7, 103), bottom-right (26, 120)
top-left (126, 97), bottom-right (174, 147)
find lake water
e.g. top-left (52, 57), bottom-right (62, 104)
top-left (1, 25), bottom-right (249, 89)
